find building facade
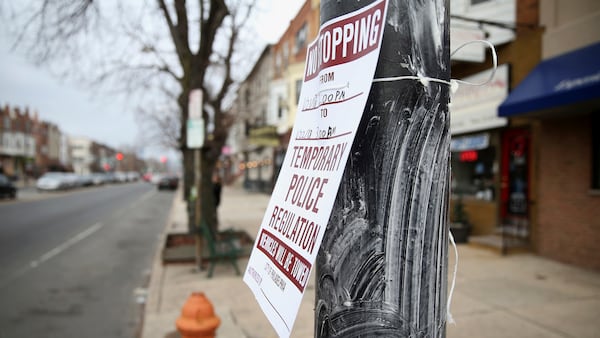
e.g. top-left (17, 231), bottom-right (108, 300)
top-left (69, 136), bottom-right (95, 175)
top-left (448, 0), bottom-right (544, 251)
top-left (0, 106), bottom-right (36, 179)
top-left (228, 0), bottom-right (598, 269)
top-left (228, 46), bottom-right (276, 191)
top-left (1, 104), bottom-right (148, 181)
top-left (227, 0), bottom-right (320, 192)
top-left (32, 116), bottom-right (63, 174)
top-left (496, 0), bottom-right (600, 269)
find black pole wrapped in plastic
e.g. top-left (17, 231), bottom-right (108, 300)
top-left (315, 0), bottom-right (450, 337)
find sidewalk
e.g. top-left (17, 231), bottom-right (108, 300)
top-left (141, 184), bottom-right (600, 338)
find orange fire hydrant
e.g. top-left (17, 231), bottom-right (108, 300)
top-left (175, 292), bottom-right (221, 338)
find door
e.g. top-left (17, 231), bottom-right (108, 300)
top-left (500, 128), bottom-right (531, 246)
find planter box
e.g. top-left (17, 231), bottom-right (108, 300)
top-left (161, 233), bottom-right (196, 264)
top-left (161, 230), bottom-right (255, 264)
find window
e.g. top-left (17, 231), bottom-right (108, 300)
top-left (295, 79), bottom-right (303, 105)
top-left (294, 23), bottom-right (308, 54)
top-left (451, 146), bottom-right (497, 200)
top-left (471, 0), bottom-right (492, 4)
top-left (244, 120), bottom-right (250, 137)
top-left (282, 42), bottom-right (289, 68)
top-left (278, 96), bottom-right (284, 119)
top-left (592, 114), bottom-right (600, 190)
top-left (275, 52), bottom-right (281, 73)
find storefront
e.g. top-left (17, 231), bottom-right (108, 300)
top-left (450, 65), bottom-right (509, 238)
top-left (498, 42), bottom-right (600, 269)
top-left (243, 125), bottom-right (279, 192)
top-left (499, 127), bottom-right (531, 244)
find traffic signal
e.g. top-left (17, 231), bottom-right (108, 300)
top-left (116, 152), bottom-right (124, 161)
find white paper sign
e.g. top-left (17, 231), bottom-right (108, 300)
top-left (186, 118), bottom-right (204, 149)
top-left (244, 1), bottom-right (388, 337)
top-left (189, 89), bottom-right (203, 119)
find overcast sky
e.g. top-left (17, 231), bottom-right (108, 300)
top-left (0, 0), bottom-right (304, 161)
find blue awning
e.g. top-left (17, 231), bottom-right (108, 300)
top-left (498, 42), bottom-right (600, 117)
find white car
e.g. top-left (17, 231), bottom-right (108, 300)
top-left (36, 172), bottom-right (70, 191)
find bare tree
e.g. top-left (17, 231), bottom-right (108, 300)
top-left (4, 0), bottom-right (261, 231)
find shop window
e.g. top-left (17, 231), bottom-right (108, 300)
top-left (244, 121), bottom-right (250, 137)
top-left (451, 147), bottom-right (496, 200)
top-left (592, 114), bottom-right (600, 190)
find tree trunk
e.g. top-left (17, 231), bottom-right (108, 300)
top-left (315, 0), bottom-right (450, 337)
top-left (200, 150), bottom-right (218, 233)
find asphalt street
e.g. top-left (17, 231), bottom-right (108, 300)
top-left (0, 182), bottom-right (174, 338)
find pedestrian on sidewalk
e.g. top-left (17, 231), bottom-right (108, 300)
top-left (212, 172), bottom-right (222, 230)
top-left (213, 173), bottom-right (222, 208)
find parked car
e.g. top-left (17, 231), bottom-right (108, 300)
top-left (91, 173), bottom-right (107, 185)
top-left (150, 173), bottom-right (163, 184)
top-left (78, 174), bottom-right (94, 187)
top-left (0, 174), bottom-right (17, 199)
top-left (157, 175), bottom-right (179, 190)
top-left (36, 172), bottom-right (70, 191)
top-left (114, 171), bottom-right (128, 183)
top-left (127, 171), bottom-right (140, 182)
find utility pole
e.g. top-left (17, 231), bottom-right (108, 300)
top-left (315, 0), bottom-right (450, 337)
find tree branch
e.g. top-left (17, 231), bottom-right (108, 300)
top-left (157, 0), bottom-right (192, 69)
top-left (195, 0), bottom-right (229, 74)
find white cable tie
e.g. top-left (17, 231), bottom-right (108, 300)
top-left (450, 40), bottom-right (498, 88)
top-left (372, 39), bottom-right (499, 95)
top-left (447, 230), bottom-right (459, 325)
top-left (372, 75), bottom-right (451, 86)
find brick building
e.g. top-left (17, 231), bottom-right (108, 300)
top-left (448, 0), bottom-right (543, 249)
top-left (227, 0), bottom-right (321, 192)
top-left (32, 115), bottom-right (63, 174)
top-left (2, 104), bottom-right (148, 180)
top-left (0, 106), bottom-right (36, 179)
top-left (497, 0), bottom-right (600, 269)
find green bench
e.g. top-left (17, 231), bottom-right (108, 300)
top-left (200, 222), bottom-right (243, 278)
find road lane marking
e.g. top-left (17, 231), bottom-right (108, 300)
top-left (109, 189), bottom-right (157, 221)
top-left (129, 189), bottom-right (156, 209)
top-left (0, 188), bottom-right (155, 289)
top-left (0, 222), bottom-right (105, 289)
top-left (31, 222), bottom-right (105, 267)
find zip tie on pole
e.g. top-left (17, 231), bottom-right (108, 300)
top-left (372, 40), bottom-right (499, 95)
top-left (447, 230), bottom-right (458, 324)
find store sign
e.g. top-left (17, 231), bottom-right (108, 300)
top-left (187, 89), bottom-right (205, 149)
top-left (451, 133), bottom-right (489, 152)
top-left (450, 64), bottom-right (509, 135)
top-left (450, 27), bottom-right (486, 62)
top-left (189, 89), bottom-right (203, 119)
top-left (249, 125), bottom-right (280, 147)
top-left (459, 150), bottom-right (479, 162)
top-left (243, 1), bottom-right (388, 337)
top-left (186, 118), bottom-right (204, 149)
top-left (451, 0), bottom-right (516, 52)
